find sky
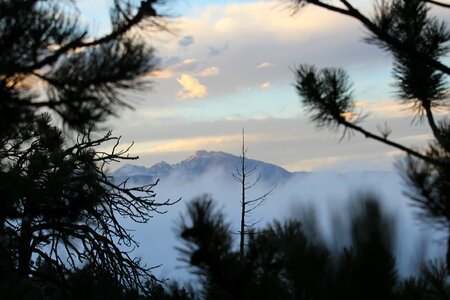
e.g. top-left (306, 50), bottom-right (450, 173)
top-left (73, 1), bottom-right (450, 281)
top-left (80, 0), bottom-right (449, 172)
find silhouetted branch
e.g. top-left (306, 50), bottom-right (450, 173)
top-left (0, 114), bottom-right (173, 291)
top-left (291, 0), bottom-right (450, 75)
top-left (424, 0), bottom-right (450, 9)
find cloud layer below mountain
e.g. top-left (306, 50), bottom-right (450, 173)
top-left (123, 168), bottom-right (445, 283)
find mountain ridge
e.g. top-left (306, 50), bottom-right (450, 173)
top-left (111, 150), bottom-right (296, 184)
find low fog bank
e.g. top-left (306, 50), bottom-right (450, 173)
top-left (123, 169), bottom-right (446, 283)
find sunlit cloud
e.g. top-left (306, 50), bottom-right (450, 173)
top-left (365, 100), bottom-right (413, 118)
top-left (354, 100), bottom-right (368, 107)
top-left (147, 69), bottom-right (175, 78)
top-left (356, 99), bottom-right (448, 119)
top-left (340, 111), bottom-right (358, 121)
top-left (129, 133), bottom-right (276, 156)
top-left (214, 17), bottom-right (238, 34)
top-left (148, 57), bottom-right (201, 79)
top-left (130, 135), bottom-right (242, 155)
top-left (177, 74), bottom-right (208, 99)
top-left (285, 150), bottom-right (398, 171)
top-left (257, 62), bottom-right (272, 69)
top-left (260, 82), bottom-right (271, 90)
top-left (188, 1), bottom-right (356, 41)
top-left (106, 0), bottom-right (438, 174)
top-left (286, 156), bottom-right (344, 171)
top-left (198, 66), bottom-right (221, 77)
top-left (173, 58), bottom-right (199, 73)
top-left (148, 0), bottom-right (381, 102)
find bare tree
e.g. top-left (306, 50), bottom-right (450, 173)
top-left (233, 129), bottom-right (274, 260)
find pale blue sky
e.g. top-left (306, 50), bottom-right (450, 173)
top-left (77, 0), bottom-right (449, 171)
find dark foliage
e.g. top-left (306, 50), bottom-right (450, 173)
top-left (175, 195), bottom-right (450, 300)
top-left (0, 0), bottom-right (175, 296)
top-left (289, 0), bottom-right (450, 272)
top-left (0, 114), bottom-right (176, 293)
top-left (0, 0), bottom-right (163, 133)
top-left (0, 260), bottom-right (196, 300)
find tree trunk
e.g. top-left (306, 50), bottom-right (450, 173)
top-left (18, 216), bottom-right (32, 278)
top-left (239, 152), bottom-right (246, 261)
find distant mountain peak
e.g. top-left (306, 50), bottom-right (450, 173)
top-left (153, 161), bottom-right (171, 168)
top-left (195, 150), bottom-right (208, 157)
top-left (184, 150), bottom-right (207, 162)
top-left (111, 150), bottom-right (296, 184)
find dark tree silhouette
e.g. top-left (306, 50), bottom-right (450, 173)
top-left (232, 129), bottom-right (274, 260)
top-left (0, 0), bottom-right (174, 294)
top-left (288, 0), bottom-right (450, 272)
top-left (0, 114), bottom-right (176, 292)
top-left (176, 195), bottom-right (448, 299)
top-left (0, 258), bottom-right (194, 300)
top-left (0, 0), bottom-right (164, 134)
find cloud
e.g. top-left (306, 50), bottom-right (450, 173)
top-left (113, 0), bottom-right (433, 175)
top-left (163, 56), bottom-right (182, 67)
top-left (354, 100), bottom-right (368, 107)
top-left (130, 134), bottom-right (242, 155)
top-left (149, 1), bottom-right (389, 101)
top-left (148, 69), bottom-right (175, 78)
top-left (207, 43), bottom-right (229, 56)
top-left (177, 74), bottom-right (208, 99)
top-left (178, 35), bottom-right (194, 48)
top-left (260, 82), bottom-right (271, 90)
top-left (365, 100), bottom-right (413, 118)
top-left (175, 59), bottom-right (199, 72)
top-left (152, 58), bottom-right (200, 79)
top-left (214, 18), bottom-right (238, 33)
top-left (257, 62), bottom-right (272, 69)
top-left (340, 111), bottom-right (358, 121)
top-left (198, 66), bottom-right (221, 77)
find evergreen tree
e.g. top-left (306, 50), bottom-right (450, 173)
top-left (175, 195), bottom-right (436, 299)
top-left (0, 0), bottom-right (163, 133)
top-left (0, 0), bottom-right (174, 295)
top-left (0, 114), bottom-right (175, 293)
top-left (288, 0), bottom-right (450, 272)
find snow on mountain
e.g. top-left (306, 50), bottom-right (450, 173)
top-left (111, 164), bottom-right (148, 177)
top-left (110, 150), bottom-right (295, 184)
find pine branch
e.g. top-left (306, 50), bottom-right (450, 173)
top-left (300, 0), bottom-right (450, 75)
top-left (424, 0), bottom-right (450, 9)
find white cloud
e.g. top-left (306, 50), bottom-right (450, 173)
top-left (177, 74), bottom-right (208, 99)
top-left (150, 58), bottom-right (200, 79)
top-left (260, 82), bottom-right (271, 90)
top-left (354, 100), bottom-right (368, 107)
top-left (257, 62), bottom-right (272, 68)
top-left (147, 69), bottom-right (175, 78)
top-left (214, 17), bottom-right (238, 34)
top-left (130, 134), bottom-right (242, 155)
top-left (198, 66), bottom-right (221, 77)
top-left (111, 0), bottom-right (434, 174)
